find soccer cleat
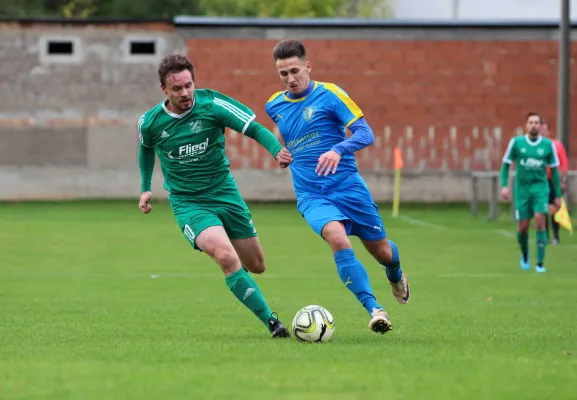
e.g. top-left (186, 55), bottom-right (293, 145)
top-left (520, 254), bottom-right (530, 271)
top-left (390, 273), bottom-right (410, 304)
top-left (535, 265), bottom-right (547, 273)
top-left (268, 312), bottom-right (290, 338)
top-left (368, 308), bottom-right (392, 334)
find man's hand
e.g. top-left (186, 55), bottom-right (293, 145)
top-left (316, 150), bottom-right (341, 176)
top-left (276, 148), bottom-right (293, 169)
top-left (139, 191), bottom-right (153, 214)
top-left (501, 187), bottom-right (511, 201)
top-left (554, 197), bottom-right (561, 210)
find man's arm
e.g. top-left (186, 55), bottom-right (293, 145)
top-left (137, 114), bottom-right (155, 193)
top-left (244, 122), bottom-right (283, 158)
top-left (212, 92), bottom-right (283, 159)
top-left (555, 141), bottom-right (569, 173)
top-left (555, 141), bottom-right (569, 191)
top-left (550, 167), bottom-right (562, 198)
top-left (500, 162), bottom-right (510, 189)
top-left (500, 138), bottom-right (516, 188)
top-left (331, 118), bottom-right (374, 156)
top-left (139, 143), bottom-right (155, 193)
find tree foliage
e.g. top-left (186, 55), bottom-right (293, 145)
top-left (0, 0), bottom-right (390, 19)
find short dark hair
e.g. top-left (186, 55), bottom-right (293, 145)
top-left (272, 39), bottom-right (307, 61)
top-left (526, 111), bottom-right (542, 122)
top-left (158, 54), bottom-right (194, 86)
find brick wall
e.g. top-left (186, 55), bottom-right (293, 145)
top-left (188, 38), bottom-right (577, 171)
top-left (0, 20), bottom-right (575, 201)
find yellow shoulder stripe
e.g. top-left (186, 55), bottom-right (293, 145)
top-left (266, 91), bottom-right (284, 104)
top-left (322, 83), bottom-right (364, 127)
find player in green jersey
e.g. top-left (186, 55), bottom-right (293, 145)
top-left (137, 54), bottom-right (293, 338)
top-left (500, 112), bottom-right (562, 273)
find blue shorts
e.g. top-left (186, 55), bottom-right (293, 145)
top-left (296, 175), bottom-right (386, 242)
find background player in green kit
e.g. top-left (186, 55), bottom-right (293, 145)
top-left (500, 112), bottom-right (562, 273)
top-left (137, 54), bottom-right (293, 338)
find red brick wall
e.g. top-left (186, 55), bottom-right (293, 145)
top-left (187, 38), bottom-right (577, 172)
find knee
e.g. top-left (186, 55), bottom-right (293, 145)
top-left (518, 221), bottom-right (529, 232)
top-left (213, 248), bottom-right (240, 273)
top-left (534, 215), bottom-right (546, 229)
top-left (322, 223), bottom-right (351, 252)
top-left (245, 255), bottom-right (266, 274)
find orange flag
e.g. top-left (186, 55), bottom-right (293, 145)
top-left (393, 147), bottom-right (404, 169)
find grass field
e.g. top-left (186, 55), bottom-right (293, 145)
top-left (1, 200), bottom-right (576, 400)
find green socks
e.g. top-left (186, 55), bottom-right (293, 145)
top-left (225, 268), bottom-right (272, 327)
top-left (536, 230), bottom-right (547, 266)
top-left (517, 231), bottom-right (529, 262)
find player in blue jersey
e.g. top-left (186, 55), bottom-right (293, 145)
top-left (265, 39), bottom-right (409, 334)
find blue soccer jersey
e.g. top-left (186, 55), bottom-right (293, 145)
top-left (266, 80), bottom-right (386, 242)
top-left (265, 81), bottom-right (364, 195)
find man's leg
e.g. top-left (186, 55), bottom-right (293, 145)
top-left (322, 221), bottom-right (392, 334)
top-left (361, 238), bottom-right (409, 304)
top-left (216, 185), bottom-right (289, 337)
top-left (547, 179), bottom-right (560, 244)
top-left (517, 219), bottom-right (531, 270)
top-left (533, 213), bottom-right (548, 272)
top-left (328, 176), bottom-right (409, 305)
top-left (231, 236), bottom-right (266, 274)
top-left (170, 195), bottom-right (288, 338)
top-left (533, 188), bottom-right (551, 272)
top-left (549, 208), bottom-right (561, 244)
top-left (299, 194), bottom-right (391, 334)
top-left (514, 188), bottom-right (531, 270)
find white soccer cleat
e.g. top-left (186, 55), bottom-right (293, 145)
top-left (390, 273), bottom-right (410, 304)
top-left (368, 308), bottom-right (392, 334)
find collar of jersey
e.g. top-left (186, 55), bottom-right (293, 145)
top-left (161, 95), bottom-right (196, 119)
top-left (524, 134), bottom-right (542, 146)
top-left (284, 81), bottom-right (317, 103)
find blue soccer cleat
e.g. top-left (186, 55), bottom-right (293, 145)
top-left (535, 265), bottom-right (547, 273)
top-left (520, 254), bottom-right (530, 271)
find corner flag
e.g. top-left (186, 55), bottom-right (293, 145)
top-left (392, 147), bottom-right (403, 218)
top-left (554, 198), bottom-right (573, 235)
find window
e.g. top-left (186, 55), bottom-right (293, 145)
top-left (38, 36), bottom-right (82, 64)
top-left (130, 40), bottom-right (156, 55)
top-left (123, 36), bottom-right (165, 63)
top-left (47, 40), bottom-right (74, 55)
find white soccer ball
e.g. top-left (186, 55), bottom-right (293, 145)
top-left (291, 305), bottom-right (335, 343)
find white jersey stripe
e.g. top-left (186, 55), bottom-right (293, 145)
top-left (550, 141), bottom-right (560, 167)
top-left (502, 138), bottom-right (515, 164)
top-left (213, 98), bottom-right (253, 122)
top-left (241, 115), bottom-right (256, 134)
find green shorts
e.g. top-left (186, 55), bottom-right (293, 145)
top-left (168, 175), bottom-right (256, 251)
top-left (514, 184), bottom-right (549, 221)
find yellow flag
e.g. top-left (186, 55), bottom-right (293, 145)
top-left (554, 198), bottom-right (573, 234)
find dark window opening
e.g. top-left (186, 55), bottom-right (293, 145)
top-left (130, 41), bottom-right (156, 55)
top-left (47, 41), bottom-right (73, 55)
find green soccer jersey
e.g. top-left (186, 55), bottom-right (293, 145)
top-left (138, 89), bottom-right (282, 195)
top-left (502, 135), bottom-right (560, 187)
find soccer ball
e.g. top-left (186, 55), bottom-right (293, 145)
top-left (291, 305), bottom-right (335, 343)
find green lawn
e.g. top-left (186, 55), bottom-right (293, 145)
top-left (1, 201), bottom-right (576, 400)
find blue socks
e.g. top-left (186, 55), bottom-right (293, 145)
top-left (380, 240), bottom-right (402, 283)
top-left (334, 248), bottom-right (382, 315)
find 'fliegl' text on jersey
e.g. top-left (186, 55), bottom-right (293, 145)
top-left (167, 138), bottom-right (212, 163)
top-left (519, 157), bottom-right (544, 169)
